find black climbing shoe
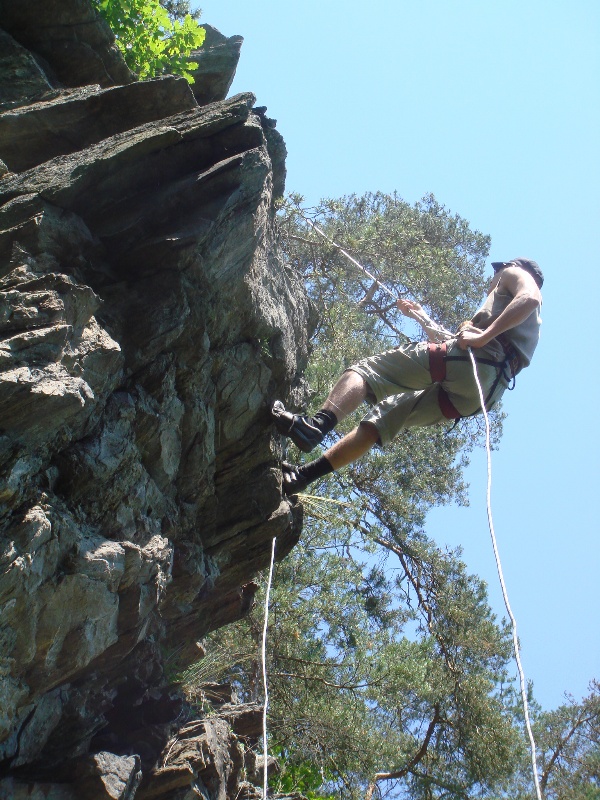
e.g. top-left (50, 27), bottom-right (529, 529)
top-left (271, 400), bottom-right (324, 453)
top-left (281, 462), bottom-right (309, 496)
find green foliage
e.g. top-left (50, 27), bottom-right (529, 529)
top-left (160, 0), bottom-right (201, 22)
top-left (93, 0), bottom-right (205, 82)
top-left (270, 747), bottom-right (337, 799)
top-left (508, 682), bottom-right (600, 799)
top-left (204, 520), bottom-right (521, 799)
top-left (281, 191), bottom-right (491, 332)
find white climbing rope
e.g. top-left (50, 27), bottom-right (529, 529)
top-left (303, 217), bottom-right (398, 301)
top-left (467, 349), bottom-right (543, 800)
top-left (262, 536), bottom-right (277, 800)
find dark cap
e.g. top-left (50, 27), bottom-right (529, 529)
top-left (491, 257), bottom-right (544, 288)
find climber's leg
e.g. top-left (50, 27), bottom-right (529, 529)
top-left (281, 422), bottom-right (379, 496)
top-left (323, 421), bottom-right (380, 470)
top-left (321, 370), bottom-right (370, 420)
top-left (272, 370), bottom-right (368, 453)
top-left (273, 341), bottom-right (432, 455)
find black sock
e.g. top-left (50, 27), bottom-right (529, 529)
top-left (311, 409), bottom-right (338, 435)
top-left (298, 455), bottom-right (334, 485)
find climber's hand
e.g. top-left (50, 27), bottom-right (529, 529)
top-left (396, 298), bottom-right (423, 318)
top-left (457, 326), bottom-right (489, 350)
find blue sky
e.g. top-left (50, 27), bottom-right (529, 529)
top-left (195, 1), bottom-right (600, 712)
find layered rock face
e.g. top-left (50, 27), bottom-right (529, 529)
top-left (0, 2), bottom-right (311, 797)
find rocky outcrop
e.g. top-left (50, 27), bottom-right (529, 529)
top-left (0, 0), bottom-right (135, 95)
top-left (0, 1), bottom-right (311, 797)
top-left (137, 705), bottom-right (262, 800)
top-left (189, 25), bottom-right (244, 107)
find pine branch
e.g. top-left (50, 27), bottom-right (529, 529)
top-left (364, 704), bottom-right (441, 800)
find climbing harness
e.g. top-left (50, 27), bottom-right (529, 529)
top-left (468, 349), bottom-right (543, 800)
top-left (262, 537), bottom-right (277, 800)
top-left (428, 340), bottom-right (519, 421)
top-left (428, 342), bottom-right (462, 420)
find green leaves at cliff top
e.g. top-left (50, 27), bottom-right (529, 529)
top-left (94, 0), bottom-right (205, 83)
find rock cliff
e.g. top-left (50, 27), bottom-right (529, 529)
top-left (0, 2), bottom-right (311, 797)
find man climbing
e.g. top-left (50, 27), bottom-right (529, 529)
top-left (272, 257), bottom-right (543, 496)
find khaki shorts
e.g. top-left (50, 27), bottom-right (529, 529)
top-left (348, 339), bottom-right (508, 446)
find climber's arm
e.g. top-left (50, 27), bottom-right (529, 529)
top-left (396, 298), bottom-right (453, 343)
top-left (456, 267), bottom-right (541, 350)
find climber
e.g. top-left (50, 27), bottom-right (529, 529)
top-left (272, 257), bottom-right (543, 496)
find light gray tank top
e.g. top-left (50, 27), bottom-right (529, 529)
top-left (471, 284), bottom-right (541, 370)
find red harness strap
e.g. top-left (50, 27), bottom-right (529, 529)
top-left (437, 386), bottom-right (462, 419)
top-left (428, 341), bottom-right (462, 420)
top-left (428, 342), bottom-right (447, 382)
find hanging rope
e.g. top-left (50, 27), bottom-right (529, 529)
top-left (302, 217), bottom-right (398, 301)
top-left (262, 536), bottom-right (277, 800)
top-left (467, 349), bottom-right (543, 800)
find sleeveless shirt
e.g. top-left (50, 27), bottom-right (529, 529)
top-left (471, 283), bottom-right (541, 370)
